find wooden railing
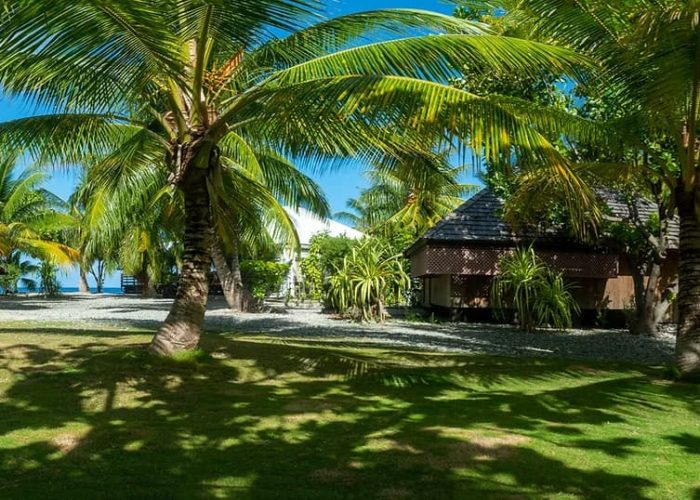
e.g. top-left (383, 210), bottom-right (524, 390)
top-left (121, 274), bottom-right (223, 296)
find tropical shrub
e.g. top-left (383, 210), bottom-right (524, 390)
top-left (491, 247), bottom-right (579, 332)
top-left (0, 252), bottom-right (38, 294)
top-left (300, 234), bottom-right (358, 300)
top-left (240, 260), bottom-right (290, 301)
top-left (326, 238), bottom-right (410, 323)
top-left (39, 261), bottom-right (61, 297)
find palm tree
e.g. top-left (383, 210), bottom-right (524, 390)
top-left (0, 159), bottom-right (77, 268)
top-left (337, 151), bottom-right (478, 236)
top-left (483, 0), bottom-right (700, 376)
top-left (0, 251), bottom-right (39, 294)
top-left (78, 123), bottom-right (329, 308)
top-left (0, 1), bottom-right (596, 355)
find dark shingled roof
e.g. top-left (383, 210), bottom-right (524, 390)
top-left (414, 188), bottom-right (679, 249)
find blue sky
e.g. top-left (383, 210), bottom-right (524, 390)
top-left (1, 0), bottom-right (478, 288)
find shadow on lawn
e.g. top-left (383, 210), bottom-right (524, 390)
top-left (0, 330), bottom-right (698, 499)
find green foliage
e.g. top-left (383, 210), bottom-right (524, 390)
top-left (326, 238), bottom-right (410, 322)
top-left (240, 260), bottom-right (290, 301)
top-left (533, 270), bottom-right (579, 330)
top-left (0, 252), bottom-right (38, 294)
top-left (0, 1), bottom-right (599, 268)
top-left (491, 247), bottom-right (579, 332)
top-left (300, 233), bottom-right (358, 300)
top-left (337, 151), bottom-right (477, 237)
top-left (453, 1), bottom-right (574, 113)
top-left (0, 261), bottom-right (20, 294)
top-left (38, 261), bottom-right (61, 297)
top-left (0, 159), bottom-right (77, 266)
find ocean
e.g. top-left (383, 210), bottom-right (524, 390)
top-left (16, 287), bottom-right (124, 295)
top-left (61, 287), bottom-right (124, 294)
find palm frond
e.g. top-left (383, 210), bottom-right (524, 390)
top-left (265, 34), bottom-right (592, 87)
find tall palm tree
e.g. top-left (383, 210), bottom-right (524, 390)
top-left (480, 0), bottom-right (700, 376)
top-left (337, 151), bottom-right (478, 236)
top-left (0, 1), bottom-right (596, 355)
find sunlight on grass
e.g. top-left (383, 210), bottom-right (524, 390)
top-left (0, 323), bottom-right (698, 498)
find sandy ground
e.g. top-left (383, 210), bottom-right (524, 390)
top-left (0, 293), bottom-right (676, 364)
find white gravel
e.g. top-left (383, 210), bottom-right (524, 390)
top-left (0, 293), bottom-right (676, 365)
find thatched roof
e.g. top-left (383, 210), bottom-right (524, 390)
top-left (407, 188), bottom-right (679, 253)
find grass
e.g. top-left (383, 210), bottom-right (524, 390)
top-left (0, 322), bottom-right (698, 499)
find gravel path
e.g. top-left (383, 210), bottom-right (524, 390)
top-left (0, 294), bottom-right (676, 365)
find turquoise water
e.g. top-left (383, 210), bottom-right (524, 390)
top-left (16, 287), bottom-right (124, 295)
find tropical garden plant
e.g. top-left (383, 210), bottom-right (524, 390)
top-left (38, 261), bottom-right (61, 297)
top-left (239, 260), bottom-right (290, 303)
top-left (491, 247), bottom-right (579, 332)
top-left (326, 238), bottom-right (410, 323)
top-left (0, 251), bottom-right (38, 294)
top-left (300, 233), bottom-right (359, 300)
top-left (0, 0), bottom-right (600, 356)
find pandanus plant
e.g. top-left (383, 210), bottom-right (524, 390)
top-left (491, 247), bottom-right (578, 332)
top-left (0, 0), bottom-right (599, 355)
top-left (326, 238), bottom-right (410, 323)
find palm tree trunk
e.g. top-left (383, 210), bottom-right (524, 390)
top-left (211, 238), bottom-right (240, 310)
top-left (212, 241), bottom-right (254, 312)
top-left (149, 166), bottom-right (212, 356)
top-left (674, 192), bottom-right (700, 376)
top-left (230, 248), bottom-right (254, 311)
top-left (78, 268), bottom-right (90, 294)
top-left (139, 256), bottom-right (159, 298)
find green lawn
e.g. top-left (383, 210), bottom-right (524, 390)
top-left (0, 323), bottom-right (698, 499)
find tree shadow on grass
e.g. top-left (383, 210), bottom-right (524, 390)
top-left (0, 330), bottom-right (698, 499)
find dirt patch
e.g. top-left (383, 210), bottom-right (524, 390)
top-left (50, 433), bottom-right (84, 454)
top-left (568, 365), bottom-right (609, 376)
top-left (419, 427), bottom-right (530, 468)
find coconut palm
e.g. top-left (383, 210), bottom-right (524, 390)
top-left (0, 1), bottom-right (598, 355)
top-left (337, 151), bottom-right (478, 236)
top-left (78, 120), bottom-right (329, 308)
top-left (0, 158), bottom-right (77, 268)
top-left (473, 0), bottom-right (700, 375)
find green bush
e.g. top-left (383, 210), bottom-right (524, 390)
top-left (0, 262), bottom-right (21, 294)
top-left (300, 233), bottom-right (357, 299)
top-left (326, 238), bottom-right (410, 322)
top-left (491, 247), bottom-right (579, 332)
top-left (240, 260), bottom-right (290, 300)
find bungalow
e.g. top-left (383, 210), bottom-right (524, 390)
top-left (281, 206), bottom-right (363, 297)
top-left (405, 189), bottom-right (678, 325)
